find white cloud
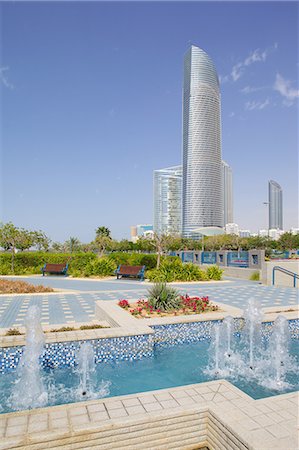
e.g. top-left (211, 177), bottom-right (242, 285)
top-left (231, 43), bottom-right (277, 82)
top-left (229, 112), bottom-right (235, 117)
top-left (241, 85), bottom-right (267, 94)
top-left (219, 74), bottom-right (229, 84)
top-left (0, 67), bottom-right (14, 89)
top-left (273, 73), bottom-right (299, 106)
top-left (231, 62), bottom-right (243, 82)
top-left (245, 98), bottom-right (270, 111)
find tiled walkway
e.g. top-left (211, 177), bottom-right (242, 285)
top-left (0, 276), bottom-right (297, 327)
top-left (0, 380), bottom-right (298, 450)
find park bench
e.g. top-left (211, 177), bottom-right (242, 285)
top-left (115, 265), bottom-right (146, 281)
top-left (41, 263), bottom-right (69, 276)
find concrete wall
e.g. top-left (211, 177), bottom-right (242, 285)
top-left (261, 259), bottom-right (299, 287)
top-left (221, 266), bottom-right (260, 280)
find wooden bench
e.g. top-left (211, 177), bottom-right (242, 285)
top-left (115, 265), bottom-right (145, 281)
top-left (41, 263), bottom-right (69, 276)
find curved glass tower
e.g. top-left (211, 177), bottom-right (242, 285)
top-left (269, 180), bottom-right (283, 229)
top-left (182, 45), bottom-right (223, 237)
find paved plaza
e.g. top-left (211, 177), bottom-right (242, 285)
top-left (0, 276), bottom-right (298, 328)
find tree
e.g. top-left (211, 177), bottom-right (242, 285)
top-left (94, 235), bottom-right (115, 257)
top-left (32, 231), bottom-right (51, 251)
top-left (96, 226), bottom-right (111, 238)
top-left (0, 222), bottom-right (27, 272)
top-left (15, 229), bottom-right (35, 251)
top-left (278, 232), bottom-right (299, 251)
top-left (145, 233), bottom-right (177, 269)
top-left (65, 237), bottom-right (81, 253)
top-left (51, 242), bottom-right (63, 252)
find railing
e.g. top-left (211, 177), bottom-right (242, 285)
top-left (272, 266), bottom-right (299, 288)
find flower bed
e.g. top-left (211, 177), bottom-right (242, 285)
top-left (118, 295), bottom-right (219, 318)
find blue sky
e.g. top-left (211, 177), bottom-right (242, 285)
top-left (1, 1), bottom-right (298, 242)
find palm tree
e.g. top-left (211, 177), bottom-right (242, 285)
top-left (95, 226), bottom-right (111, 238)
top-left (65, 237), bottom-right (81, 253)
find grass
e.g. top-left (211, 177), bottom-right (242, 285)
top-left (0, 279), bottom-right (54, 294)
top-left (4, 323), bottom-right (110, 336)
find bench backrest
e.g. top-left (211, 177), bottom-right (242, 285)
top-left (118, 265), bottom-right (144, 275)
top-left (45, 263), bottom-right (67, 271)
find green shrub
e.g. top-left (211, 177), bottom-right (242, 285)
top-left (88, 257), bottom-right (117, 277)
top-left (250, 271), bottom-right (260, 281)
top-left (179, 263), bottom-right (208, 281)
top-left (109, 252), bottom-right (158, 270)
top-left (146, 259), bottom-right (210, 282)
top-left (206, 265), bottom-right (223, 281)
top-left (147, 283), bottom-right (181, 311)
top-left (0, 251), bottom-right (98, 276)
top-left (108, 252), bottom-right (131, 266)
top-left (50, 326), bottom-right (75, 332)
top-left (5, 328), bottom-right (23, 336)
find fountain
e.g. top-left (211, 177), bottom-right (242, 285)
top-left (222, 315), bottom-right (234, 359)
top-left (76, 342), bottom-right (96, 397)
top-left (241, 298), bottom-right (263, 370)
top-left (10, 305), bottom-right (48, 410)
top-left (207, 299), bottom-right (296, 392)
top-left (262, 315), bottom-right (297, 390)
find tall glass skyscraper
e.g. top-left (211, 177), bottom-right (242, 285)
top-left (269, 180), bottom-right (283, 229)
top-left (182, 45), bottom-right (223, 237)
top-left (153, 166), bottom-right (182, 235)
top-left (222, 160), bottom-right (233, 225)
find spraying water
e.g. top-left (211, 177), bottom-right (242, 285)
top-left (263, 315), bottom-right (297, 390)
top-left (207, 299), bottom-right (296, 393)
top-left (223, 316), bottom-right (234, 358)
top-left (10, 305), bottom-right (48, 410)
top-left (76, 342), bottom-right (96, 397)
top-left (242, 298), bottom-right (263, 370)
top-left (214, 323), bottom-right (220, 374)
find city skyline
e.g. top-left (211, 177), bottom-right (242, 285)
top-left (1, 2), bottom-right (298, 242)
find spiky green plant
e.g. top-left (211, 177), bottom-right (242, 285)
top-left (147, 283), bottom-right (181, 311)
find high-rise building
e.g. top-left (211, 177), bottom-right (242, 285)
top-left (153, 165), bottom-right (182, 235)
top-left (269, 180), bottom-right (283, 229)
top-left (268, 228), bottom-right (284, 240)
top-left (182, 45), bottom-right (223, 237)
top-left (130, 224), bottom-right (153, 243)
top-left (222, 160), bottom-right (233, 225)
top-left (225, 223), bottom-right (239, 235)
top-left (239, 230), bottom-right (251, 238)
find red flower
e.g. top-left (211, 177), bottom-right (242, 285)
top-left (119, 299), bottom-right (130, 308)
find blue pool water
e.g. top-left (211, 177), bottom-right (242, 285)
top-left (1, 339), bottom-right (298, 414)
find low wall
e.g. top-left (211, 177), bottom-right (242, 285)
top-left (220, 266), bottom-right (260, 280)
top-left (261, 260), bottom-right (299, 287)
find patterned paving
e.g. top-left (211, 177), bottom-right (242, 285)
top-left (0, 277), bottom-right (297, 328)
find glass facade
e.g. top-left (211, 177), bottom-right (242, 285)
top-left (269, 180), bottom-right (283, 229)
top-left (153, 165), bottom-right (182, 235)
top-left (222, 160), bottom-right (233, 225)
top-left (182, 45), bottom-right (223, 237)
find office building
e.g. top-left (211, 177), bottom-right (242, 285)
top-left (222, 161), bottom-right (233, 225)
top-left (130, 224), bottom-right (153, 243)
top-left (153, 165), bottom-right (182, 235)
top-left (239, 230), bottom-right (251, 238)
top-left (225, 223), bottom-right (239, 235)
top-left (182, 45), bottom-right (223, 237)
top-left (269, 180), bottom-right (283, 230)
top-left (268, 228), bottom-right (284, 240)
